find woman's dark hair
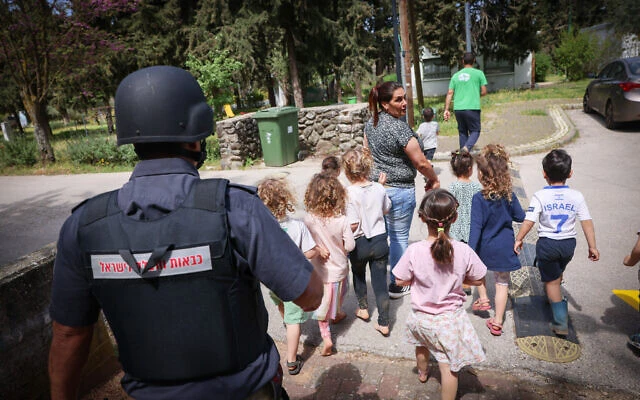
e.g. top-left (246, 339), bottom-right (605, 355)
top-left (417, 189), bottom-right (459, 265)
top-left (368, 81), bottom-right (403, 127)
top-left (450, 149), bottom-right (474, 178)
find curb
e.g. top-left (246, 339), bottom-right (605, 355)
top-left (432, 103), bottom-right (581, 161)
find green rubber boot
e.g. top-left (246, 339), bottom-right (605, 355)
top-left (550, 299), bottom-right (569, 336)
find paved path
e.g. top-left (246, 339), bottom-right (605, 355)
top-left (3, 102), bottom-right (640, 399)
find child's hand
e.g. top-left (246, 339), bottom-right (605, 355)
top-left (514, 239), bottom-right (523, 255)
top-left (317, 245), bottom-right (330, 260)
top-left (424, 179), bottom-right (440, 191)
top-left (588, 247), bottom-right (600, 261)
top-left (378, 172), bottom-right (387, 185)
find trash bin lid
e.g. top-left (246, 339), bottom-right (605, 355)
top-left (253, 106), bottom-right (299, 118)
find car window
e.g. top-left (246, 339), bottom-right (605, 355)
top-left (610, 62), bottom-right (626, 80)
top-left (598, 64), bottom-right (613, 79)
top-left (628, 61), bottom-right (640, 76)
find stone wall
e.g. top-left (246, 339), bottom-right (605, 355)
top-left (216, 104), bottom-right (369, 169)
top-left (0, 244), bottom-right (119, 400)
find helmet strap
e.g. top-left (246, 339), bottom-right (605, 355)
top-left (174, 139), bottom-right (207, 169)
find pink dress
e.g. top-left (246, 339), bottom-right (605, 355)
top-left (393, 239), bottom-right (487, 371)
top-left (304, 213), bottom-right (355, 321)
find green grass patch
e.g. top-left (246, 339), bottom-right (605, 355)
top-left (410, 79), bottom-right (588, 132)
top-left (0, 120), bottom-right (221, 175)
top-left (521, 109), bottom-right (547, 116)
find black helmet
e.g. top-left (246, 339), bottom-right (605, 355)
top-left (115, 66), bottom-right (214, 145)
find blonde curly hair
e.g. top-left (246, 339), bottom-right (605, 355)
top-left (342, 148), bottom-right (373, 183)
top-left (257, 177), bottom-right (296, 221)
top-left (304, 173), bottom-right (347, 218)
top-left (476, 144), bottom-right (513, 201)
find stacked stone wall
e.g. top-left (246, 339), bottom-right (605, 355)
top-left (216, 104), bottom-right (369, 169)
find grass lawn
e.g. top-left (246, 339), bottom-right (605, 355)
top-left (415, 77), bottom-right (588, 136)
top-left (1, 77), bottom-right (588, 175)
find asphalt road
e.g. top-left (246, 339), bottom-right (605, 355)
top-left (1, 109), bottom-right (639, 395)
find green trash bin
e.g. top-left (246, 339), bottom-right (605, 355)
top-left (253, 106), bottom-right (300, 167)
top-left (346, 96), bottom-right (357, 104)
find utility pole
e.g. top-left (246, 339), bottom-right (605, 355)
top-left (391, 0), bottom-right (402, 84)
top-left (465, 2), bottom-right (472, 53)
top-left (408, 0), bottom-right (424, 110)
top-left (399, 0), bottom-right (414, 128)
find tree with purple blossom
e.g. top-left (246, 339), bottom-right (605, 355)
top-left (0, 0), bottom-right (136, 164)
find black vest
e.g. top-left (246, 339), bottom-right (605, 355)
top-left (77, 179), bottom-right (268, 382)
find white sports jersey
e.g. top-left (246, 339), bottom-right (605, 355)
top-left (525, 186), bottom-right (591, 240)
top-left (280, 217), bottom-right (317, 253)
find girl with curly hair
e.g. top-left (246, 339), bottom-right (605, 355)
top-left (257, 177), bottom-right (328, 374)
top-left (304, 173), bottom-right (355, 356)
top-left (468, 144), bottom-right (525, 336)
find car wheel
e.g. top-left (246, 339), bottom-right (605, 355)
top-left (605, 101), bottom-right (617, 130)
top-left (583, 92), bottom-right (593, 113)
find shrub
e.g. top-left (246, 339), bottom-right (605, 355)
top-left (206, 135), bottom-right (220, 161)
top-left (535, 52), bottom-right (553, 82)
top-left (64, 137), bottom-right (137, 166)
top-left (0, 135), bottom-right (38, 167)
top-left (553, 30), bottom-right (596, 81)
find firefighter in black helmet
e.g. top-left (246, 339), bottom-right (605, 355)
top-left (48, 66), bottom-right (322, 400)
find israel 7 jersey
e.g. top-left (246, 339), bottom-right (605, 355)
top-left (525, 186), bottom-right (592, 240)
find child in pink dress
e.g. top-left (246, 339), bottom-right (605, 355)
top-left (304, 173), bottom-right (355, 356)
top-left (393, 189), bottom-right (486, 400)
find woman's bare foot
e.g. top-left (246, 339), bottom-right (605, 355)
top-left (375, 323), bottom-right (390, 337)
top-left (355, 308), bottom-right (370, 321)
top-left (332, 311), bottom-right (346, 324)
top-left (321, 338), bottom-right (333, 356)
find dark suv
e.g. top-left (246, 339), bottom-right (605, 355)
top-left (583, 57), bottom-right (640, 129)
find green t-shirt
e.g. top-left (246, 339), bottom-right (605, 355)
top-left (449, 67), bottom-right (487, 110)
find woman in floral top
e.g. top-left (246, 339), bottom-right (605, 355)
top-left (364, 81), bottom-right (440, 298)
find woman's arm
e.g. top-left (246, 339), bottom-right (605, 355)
top-left (404, 137), bottom-right (439, 189)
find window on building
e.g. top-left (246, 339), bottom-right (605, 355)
top-left (422, 58), bottom-right (451, 80)
top-left (484, 57), bottom-right (514, 74)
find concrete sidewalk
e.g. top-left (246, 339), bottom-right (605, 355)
top-left (82, 103), bottom-right (640, 399)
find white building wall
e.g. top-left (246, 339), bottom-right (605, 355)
top-left (412, 49), bottom-right (532, 98)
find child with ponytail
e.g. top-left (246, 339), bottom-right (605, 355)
top-left (393, 189), bottom-right (487, 400)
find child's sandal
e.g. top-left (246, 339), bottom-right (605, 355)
top-left (472, 298), bottom-right (492, 311)
top-left (486, 318), bottom-right (503, 336)
top-left (286, 355), bottom-right (303, 375)
top-left (418, 368), bottom-right (428, 383)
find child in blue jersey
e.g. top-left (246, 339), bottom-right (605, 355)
top-left (469, 144), bottom-right (525, 336)
top-left (258, 177), bottom-right (328, 374)
top-left (514, 149), bottom-right (599, 336)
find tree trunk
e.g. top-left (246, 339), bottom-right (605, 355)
top-left (23, 95), bottom-right (55, 163)
top-left (268, 79), bottom-right (276, 107)
top-left (335, 71), bottom-right (342, 103)
top-left (285, 28), bottom-right (304, 108)
top-left (104, 102), bottom-right (115, 135)
top-left (399, 0), bottom-right (414, 128)
top-left (355, 75), bottom-right (363, 103)
top-left (408, 0), bottom-right (424, 110)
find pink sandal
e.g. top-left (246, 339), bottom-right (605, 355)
top-left (472, 298), bottom-right (492, 311)
top-left (486, 318), bottom-right (503, 336)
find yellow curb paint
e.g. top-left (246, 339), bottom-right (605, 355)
top-left (612, 289), bottom-right (640, 312)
